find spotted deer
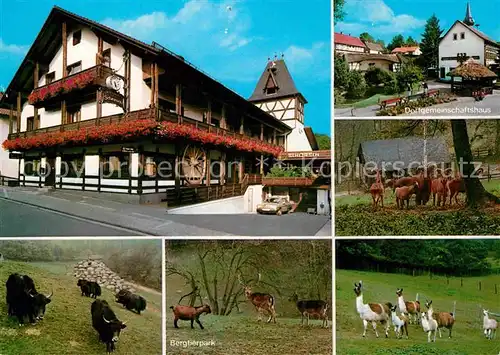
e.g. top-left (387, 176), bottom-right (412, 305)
top-left (353, 281), bottom-right (391, 338)
top-left (396, 288), bottom-right (420, 324)
top-left (238, 274), bottom-right (277, 323)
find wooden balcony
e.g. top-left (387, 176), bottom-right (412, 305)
top-left (7, 108), bottom-right (283, 153)
top-left (28, 65), bottom-right (120, 107)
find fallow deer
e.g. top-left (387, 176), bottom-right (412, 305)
top-left (239, 274), bottom-right (277, 323)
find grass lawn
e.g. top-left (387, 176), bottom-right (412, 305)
top-left (0, 261), bottom-right (162, 355)
top-left (336, 269), bottom-right (500, 355)
top-left (336, 94), bottom-right (400, 109)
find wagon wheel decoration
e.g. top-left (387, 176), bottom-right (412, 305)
top-left (181, 145), bottom-right (207, 185)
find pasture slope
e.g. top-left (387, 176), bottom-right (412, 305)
top-left (166, 273), bottom-right (333, 355)
top-left (336, 269), bottom-right (500, 355)
top-left (0, 261), bottom-right (162, 355)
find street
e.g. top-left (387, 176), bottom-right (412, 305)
top-left (0, 188), bottom-right (331, 236)
top-left (0, 199), bottom-right (139, 236)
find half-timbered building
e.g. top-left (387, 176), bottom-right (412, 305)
top-left (1, 6), bottom-right (330, 213)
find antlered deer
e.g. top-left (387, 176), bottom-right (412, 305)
top-left (239, 274), bottom-right (276, 323)
top-left (353, 281), bottom-right (391, 338)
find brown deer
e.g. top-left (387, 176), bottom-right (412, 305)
top-left (238, 273), bottom-right (277, 323)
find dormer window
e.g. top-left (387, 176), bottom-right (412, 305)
top-left (73, 30), bottom-right (82, 46)
top-left (264, 73), bottom-right (278, 95)
top-left (266, 87), bottom-right (277, 95)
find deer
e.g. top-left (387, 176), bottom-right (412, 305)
top-left (369, 169), bottom-right (385, 210)
top-left (483, 309), bottom-right (498, 340)
top-left (425, 300), bottom-right (456, 338)
top-left (390, 305), bottom-right (409, 339)
top-left (395, 182), bottom-right (419, 209)
top-left (289, 292), bottom-right (329, 328)
top-left (431, 169), bottom-right (448, 207)
top-left (353, 281), bottom-right (391, 338)
top-left (170, 304), bottom-right (211, 329)
top-left (396, 288), bottom-right (420, 325)
top-left (238, 273), bottom-right (277, 323)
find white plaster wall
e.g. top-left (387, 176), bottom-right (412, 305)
top-left (316, 189), bottom-right (330, 216)
top-left (439, 22), bottom-right (484, 79)
top-left (334, 44), bottom-right (365, 53)
top-left (130, 54), bottom-right (151, 111)
top-left (85, 155), bottom-right (99, 175)
top-left (286, 121), bottom-right (312, 151)
top-left (243, 184), bottom-right (263, 213)
top-left (0, 119), bottom-right (19, 178)
top-left (169, 195), bottom-right (245, 214)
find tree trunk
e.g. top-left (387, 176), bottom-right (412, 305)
top-left (495, 120), bottom-right (500, 155)
top-left (451, 119), bottom-right (500, 207)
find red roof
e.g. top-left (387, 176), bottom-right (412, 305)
top-left (334, 33), bottom-right (366, 48)
top-left (391, 46), bottom-right (419, 54)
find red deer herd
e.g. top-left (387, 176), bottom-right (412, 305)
top-left (169, 273), bottom-right (330, 330)
top-left (370, 167), bottom-right (468, 210)
top-left (354, 280), bottom-right (461, 342)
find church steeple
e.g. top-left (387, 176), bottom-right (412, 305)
top-left (464, 2), bottom-right (475, 26)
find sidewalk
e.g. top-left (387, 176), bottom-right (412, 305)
top-left (1, 187), bottom-right (232, 236)
top-left (314, 219), bottom-right (332, 237)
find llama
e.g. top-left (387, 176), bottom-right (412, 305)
top-left (421, 310), bottom-right (438, 343)
top-left (353, 281), bottom-right (391, 338)
top-left (425, 300), bottom-right (456, 338)
top-left (396, 288), bottom-right (420, 325)
top-left (390, 305), bottom-right (409, 339)
top-left (483, 309), bottom-right (498, 340)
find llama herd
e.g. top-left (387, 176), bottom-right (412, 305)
top-left (369, 167), bottom-right (467, 210)
top-left (353, 281), bottom-right (498, 342)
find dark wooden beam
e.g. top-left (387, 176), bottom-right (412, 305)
top-left (154, 62), bottom-right (159, 107)
top-left (34, 62), bottom-right (39, 129)
top-left (176, 84), bottom-right (182, 124)
top-left (8, 105), bottom-right (14, 134)
top-left (62, 22), bottom-right (68, 77)
top-left (16, 93), bottom-right (21, 133)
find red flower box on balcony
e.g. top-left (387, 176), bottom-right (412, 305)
top-left (28, 70), bottom-right (98, 105)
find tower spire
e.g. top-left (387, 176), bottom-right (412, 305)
top-left (464, 1), bottom-right (475, 26)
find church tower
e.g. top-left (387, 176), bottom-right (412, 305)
top-left (463, 1), bottom-right (475, 26)
top-left (249, 57), bottom-right (314, 151)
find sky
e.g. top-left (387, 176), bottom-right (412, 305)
top-left (0, 0), bottom-right (331, 135)
top-left (336, 0), bottom-right (500, 45)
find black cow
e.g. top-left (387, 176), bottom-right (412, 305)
top-left (77, 279), bottom-right (91, 297)
top-left (89, 282), bottom-right (102, 299)
top-left (115, 290), bottom-right (146, 315)
top-left (6, 273), bottom-right (52, 325)
top-left (91, 299), bottom-right (126, 353)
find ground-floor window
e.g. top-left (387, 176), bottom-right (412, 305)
top-left (101, 154), bottom-right (130, 179)
top-left (61, 154), bottom-right (85, 178)
top-left (143, 153), bottom-right (176, 180)
top-left (24, 158), bottom-right (41, 176)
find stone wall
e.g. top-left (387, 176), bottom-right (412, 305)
top-left (74, 258), bottom-right (136, 294)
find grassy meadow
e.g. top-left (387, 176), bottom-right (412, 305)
top-left (0, 260), bottom-right (162, 355)
top-left (166, 242), bottom-right (333, 355)
top-left (336, 269), bottom-right (500, 355)
top-left (335, 179), bottom-right (500, 236)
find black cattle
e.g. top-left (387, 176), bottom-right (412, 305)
top-left (115, 290), bottom-right (146, 315)
top-left (77, 279), bottom-right (91, 297)
top-left (91, 299), bottom-right (126, 353)
top-left (89, 282), bottom-right (102, 299)
top-left (6, 273), bottom-right (52, 325)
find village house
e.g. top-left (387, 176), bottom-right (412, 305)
top-left (334, 32), bottom-right (366, 54)
top-left (343, 53), bottom-right (402, 72)
top-left (391, 46), bottom-right (421, 56)
top-left (1, 7), bottom-right (330, 214)
top-left (438, 2), bottom-right (500, 80)
top-left (363, 41), bottom-right (384, 55)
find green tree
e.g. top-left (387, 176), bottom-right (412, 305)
top-left (387, 34), bottom-right (405, 51)
top-left (406, 36), bottom-right (418, 46)
top-left (346, 70), bottom-right (366, 99)
top-left (419, 14), bottom-right (443, 74)
top-left (360, 32), bottom-right (375, 43)
top-left (396, 59), bottom-right (424, 93)
top-left (334, 55), bottom-right (350, 89)
top-left (314, 133), bottom-right (331, 150)
top-left (376, 39), bottom-right (386, 49)
top-left (334, 0), bottom-right (345, 23)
